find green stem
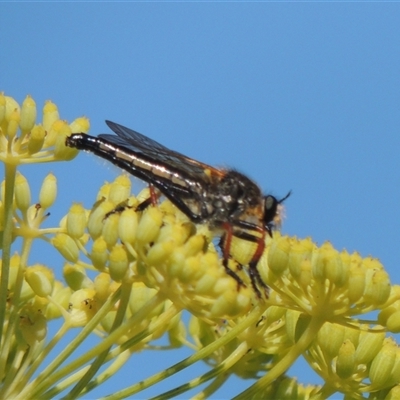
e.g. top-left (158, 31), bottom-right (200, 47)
top-left (21, 287), bottom-right (123, 399)
top-left (0, 163), bottom-right (17, 365)
top-left (191, 373), bottom-right (228, 400)
top-left (20, 322), bottom-right (70, 391)
top-left (0, 235), bottom-right (34, 395)
top-left (234, 316), bottom-right (324, 399)
top-left (151, 341), bottom-right (249, 400)
top-left (28, 290), bottom-right (168, 399)
top-left (63, 280), bottom-right (133, 399)
top-left (100, 305), bottom-right (265, 400)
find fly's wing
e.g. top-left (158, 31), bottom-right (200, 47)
top-left (102, 120), bottom-right (224, 181)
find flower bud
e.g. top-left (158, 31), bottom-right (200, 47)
top-left (378, 305), bottom-right (399, 327)
top-left (189, 264), bottom-right (217, 295)
top-left (31, 294), bottom-right (49, 311)
top-left (336, 339), bottom-right (356, 379)
top-left (183, 234), bottom-right (206, 256)
top-left (91, 237), bottom-right (109, 270)
top-left (386, 310), bottom-right (400, 333)
top-left (39, 173), bottom-right (57, 209)
top-left (190, 254), bottom-right (220, 295)
top-left (26, 203), bottom-right (43, 226)
top-left (5, 96), bottom-right (20, 121)
top-left (70, 116), bottom-right (90, 134)
top-left (168, 318), bottom-right (186, 348)
top-left (347, 260), bottom-right (366, 304)
top-left (210, 288), bottom-right (238, 318)
top-left (136, 206), bottom-right (163, 244)
top-left (275, 377), bottom-right (298, 400)
top-left (370, 338), bottom-right (397, 388)
top-left (317, 322), bottom-right (344, 359)
top-left (364, 267), bottom-right (391, 306)
top-left (42, 100), bottom-right (59, 132)
top-left (66, 203), bottom-right (87, 239)
top-left (160, 222), bottom-right (191, 247)
top-left (385, 385), bottom-right (400, 400)
top-left (118, 208), bottom-right (138, 245)
top-left (102, 213), bottom-right (120, 247)
top-left (325, 249), bottom-right (347, 287)
top-left (268, 236), bottom-right (291, 275)
top-left (128, 282), bottom-right (159, 315)
top-left (7, 109), bottom-right (20, 141)
top-left (68, 288), bottom-right (96, 327)
top-left (100, 311), bottom-right (118, 333)
top-left (45, 283), bottom-right (71, 319)
top-left (285, 309), bottom-right (302, 343)
top-left (20, 95), bottom-right (37, 132)
top-left (19, 308), bottom-right (47, 346)
top-left (312, 242), bottom-right (331, 283)
top-left (108, 175), bottom-right (131, 205)
top-left (109, 244), bottom-right (129, 281)
top-left (87, 200), bottom-right (116, 239)
top-left (15, 172), bottom-right (31, 212)
top-left (355, 329), bottom-right (385, 364)
top-left (25, 265), bottom-right (54, 297)
top-left (96, 181), bottom-right (111, 201)
top-left (287, 239), bottom-right (313, 278)
top-left (146, 241), bottom-right (174, 266)
top-left (20, 279), bottom-right (35, 302)
top-left (343, 325), bottom-right (360, 349)
top-left (63, 263), bottom-right (93, 290)
top-left (296, 259), bottom-right (312, 291)
top-left (28, 125), bottom-right (46, 154)
top-left (389, 350), bottom-right (400, 387)
top-left (94, 272), bottom-right (113, 303)
top-left (54, 121), bottom-right (73, 160)
top-left (51, 233), bottom-right (79, 263)
top-left (181, 255), bottom-right (204, 283)
top-left (265, 305), bottom-right (286, 324)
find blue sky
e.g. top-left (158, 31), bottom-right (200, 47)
top-left (1, 3), bottom-right (400, 398)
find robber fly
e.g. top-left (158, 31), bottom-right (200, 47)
top-left (66, 121), bottom-right (290, 297)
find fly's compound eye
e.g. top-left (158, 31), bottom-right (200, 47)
top-left (263, 195), bottom-right (279, 226)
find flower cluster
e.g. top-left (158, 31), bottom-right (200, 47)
top-left (64, 174), bottom-right (255, 320)
top-left (188, 235), bottom-right (400, 399)
top-left (0, 93), bottom-right (399, 399)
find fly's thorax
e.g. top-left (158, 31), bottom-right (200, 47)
top-left (210, 170), bottom-right (263, 221)
top-left (218, 170), bottom-right (262, 199)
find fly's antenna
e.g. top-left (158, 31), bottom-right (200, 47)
top-left (279, 190), bottom-right (292, 204)
top-left (273, 190), bottom-right (291, 229)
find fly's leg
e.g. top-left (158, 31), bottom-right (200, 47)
top-left (220, 223), bottom-right (246, 290)
top-left (104, 201), bottom-right (132, 219)
top-left (230, 228), bottom-right (269, 298)
top-left (135, 197), bottom-right (152, 212)
top-left (135, 185), bottom-right (161, 212)
top-left (104, 185), bottom-right (160, 219)
top-left (248, 231), bottom-right (269, 298)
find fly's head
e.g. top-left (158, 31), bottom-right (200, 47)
top-left (263, 191), bottom-right (291, 235)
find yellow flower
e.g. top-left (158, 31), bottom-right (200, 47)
top-left (0, 94), bottom-right (89, 166)
top-left (1, 93), bottom-right (399, 400)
